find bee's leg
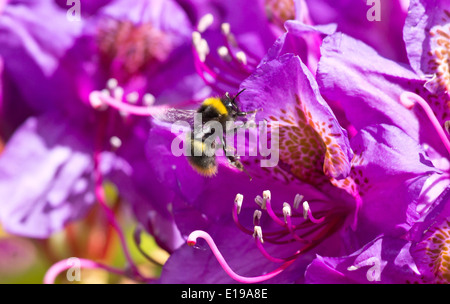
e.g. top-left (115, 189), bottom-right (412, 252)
top-left (218, 134), bottom-right (236, 156)
top-left (227, 155), bottom-right (252, 181)
top-left (236, 108), bottom-right (262, 116)
top-left (220, 134), bottom-right (252, 181)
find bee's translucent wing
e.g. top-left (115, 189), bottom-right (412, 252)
top-left (152, 108), bottom-right (197, 127)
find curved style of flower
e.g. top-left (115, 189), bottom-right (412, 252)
top-left (156, 53), bottom-right (436, 283)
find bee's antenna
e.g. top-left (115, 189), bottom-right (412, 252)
top-left (233, 88), bottom-right (246, 102)
top-left (242, 166), bottom-right (253, 181)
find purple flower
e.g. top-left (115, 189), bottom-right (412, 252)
top-left (0, 114), bottom-right (96, 238)
top-left (0, 0), bottom-right (202, 250)
top-left (154, 53), bottom-right (434, 283)
top-left (305, 0), bottom-right (450, 283)
top-left (317, 30), bottom-right (450, 211)
top-left (305, 187), bottom-right (450, 284)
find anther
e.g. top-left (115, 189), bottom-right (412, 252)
top-left (236, 51), bottom-right (247, 65)
top-left (218, 46), bottom-right (231, 62)
top-left (253, 210), bottom-right (262, 226)
top-left (254, 195), bottom-right (266, 209)
top-left (221, 23), bottom-right (231, 36)
top-left (253, 226), bottom-right (264, 243)
top-left (302, 201), bottom-right (310, 220)
top-left (303, 201), bottom-right (325, 224)
top-left (263, 190), bottom-right (271, 201)
top-left (89, 91), bottom-right (108, 110)
top-left (192, 31), bottom-right (202, 46)
top-left (113, 86), bottom-right (124, 100)
top-left (143, 93), bottom-right (155, 107)
top-left (282, 202), bottom-right (291, 224)
top-left (234, 193), bottom-right (243, 214)
top-left (125, 91), bottom-right (139, 104)
top-left (197, 13), bottom-right (214, 33)
top-left (445, 121), bottom-right (450, 135)
top-left (192, 32), bottom-right (210, 62)
top-left (107, 78), bottom-right (118, 90)
top-left (293, 194), bottom-right (303, 210)
top-left (110, 136), bottom-right (122, 149)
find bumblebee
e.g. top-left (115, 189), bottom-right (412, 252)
top-left (186, 89), bottom-right (256, 177)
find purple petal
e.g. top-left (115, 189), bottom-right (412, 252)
top-left (305, 0), bottom-right (409, 62)
top-left (317, 33), bottom-right (431, 140)
top-left (240, 53), bottom-right (353, 182)
top-left (317, 32), bottom-right (450, 172)
top-left (408, 187), bottom-right (450, 283)
top-left (106, 123), bottom-right (187, 252)
top-left (0, 1), bottom-right (82, 113)
top-left (349, 124), bottom-right (437, 242)
top-left (263, 20), bottom-right (337, 73)
top-left (305, 235), bottom-right (421, 284)
top-left (404, 0), bottom-right (450, 93)
top-left (0, 114), bottom-right (95, 238)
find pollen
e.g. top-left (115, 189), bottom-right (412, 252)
top-left (426, 10), bottom-right (450, 94)
top-left (264, 0), bottom-right (295, 29)
top-left (97, 19), bottom-right (172, 81)
top-left (418, 218), bottom-right (450, 283)
top-left (265, 94), bottom-right (350, 186)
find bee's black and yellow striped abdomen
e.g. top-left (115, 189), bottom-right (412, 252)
top-left (186, 134), bottom-right (217, 176)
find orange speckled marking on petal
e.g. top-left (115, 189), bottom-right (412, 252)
top-left (264, 94), bottom-right (349, 185)
top-left (415, 218), bottom-right (450, 283)
top-left (426, 10), bottom-right (450, 94)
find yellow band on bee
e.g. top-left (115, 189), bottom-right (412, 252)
top-left (202, 97), bottom-right (228, 115)
top-left (192, 139), bottom-right (206, 153)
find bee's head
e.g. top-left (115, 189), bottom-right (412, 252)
top-left (222, 89), bottom-right (246, 117)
